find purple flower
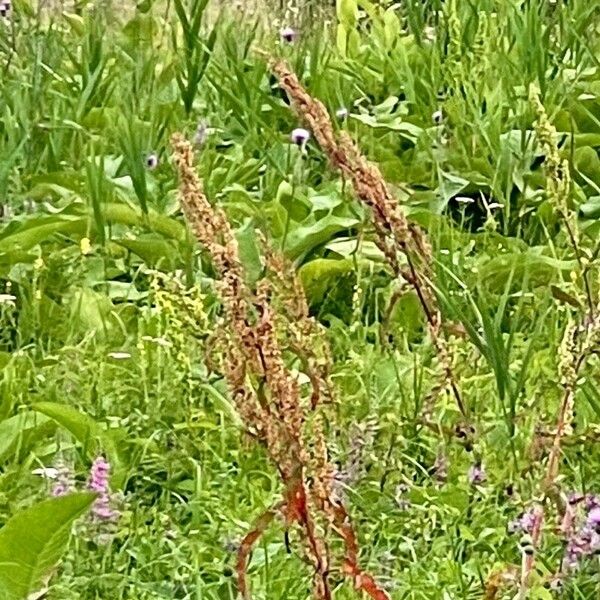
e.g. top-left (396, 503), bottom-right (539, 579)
top-left (145, 153), bottom-right (159, 170)
top-left (560, 497), bottom-right (600, 571)
top-left (432, 451), bottom-right (448, 485)
top-left (587, 507), bottom-right (600, 531)
top-left (336, 107), bottom-right (349, 121)
top-left (508, 508), bottom-right (536, 535)
top-left (194, 121), bottom-right (208, 146)
top-left (586, 494), bottom-right (600, 511)
top-left (280, 27), bottom-right (297, 43)
top-left (467, 461), bottom-right (486, 485)
top-left (51, 460), bottom-right (75, 497)
top-left (87, 457), bottom-right (118, 522)
top-left (0, 1), bottom-right (10, 18)
top-left (290, 127), bottom-right (310, 147)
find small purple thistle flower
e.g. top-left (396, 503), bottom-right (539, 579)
top-left (291, 127), bottom-right (310, 145)
top-left (336, 107), bottom-right (349, 121)
top-left (145, 153), bottom-right (159, 170)
top-left (87, 457), bottom-right (118, 522)
top-left (467, 461), bottom-right (486, 485)
top-left (194, 121), bottom-right (209, 147)
top-left (290, 128), bottom-right (310, 154)
top-left (0, 0), bottom-right (10, 18)
top-left (279, 27), bottom-right (297, 43)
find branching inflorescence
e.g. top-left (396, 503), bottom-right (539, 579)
top-left (512, 88), bottom-right (600, 596)
top-left (171, 133), bottom-right (389, 600)
top-left (268, 57), bottom-right (466, 419)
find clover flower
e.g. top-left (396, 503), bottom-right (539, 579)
top-left (280, 27), bottom-right (297, 43)
top-left (51, 459), bottom-right (75, 497)
top-left (146, 153), bottom-right (159, 170)
top-left (290, 127), bottom-right (310, 146)
top-left (336, 107), bottom-right (349, 121)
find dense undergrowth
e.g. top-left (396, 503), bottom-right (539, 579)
top-left (2, 0), bottom-right (600, 598)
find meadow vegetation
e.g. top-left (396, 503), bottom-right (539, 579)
top-left (1, 0), bottom-right (600, 598)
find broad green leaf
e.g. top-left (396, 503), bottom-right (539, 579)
top-left (32, 403), bottom-right (102, 452)
top-left (235, 221), bottom-right (262, 285)
top-left (299, 258), bottom-right (354, 306)
top-left (32, 402), bottom-right (126, 488)
top-left (336, 24), bottom-right (348, 56)
top-left (435, 170), bottom-right (470, 214)
top-left (579, 195), bottom-right (600, 219)
top-left (478, 248), bottom-right (576, 290)
top-left (286, 215), bottom-right (359, 261)
top-left (350, 113), bottom-right (422, 142)
top-left (0, 216), bottom-right (87, 253)
top-left (113, 237), bottom-right (180, 269)
top-left (0, 493), bottom-right (96, 600)
top-left (336, 0), bottom-right (358, 28)
top-left (383, 9), bottom-right (401, 47)
top-left (0, 412), bottom-right (52, 463)
top-left (68, 287), bottom-right (114, 337)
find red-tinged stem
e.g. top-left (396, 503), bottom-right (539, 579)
top-left (286, 477), bottom-right (331, 600)
top-left (237, 502), bottom-right (283, 600)
top-left (332, 503), bottom-right (391, 600)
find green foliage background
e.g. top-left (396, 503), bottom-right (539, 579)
top-left (1, 0), bottom-right (600, 598)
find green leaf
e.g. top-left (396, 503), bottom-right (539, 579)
top-left (113, 236), bottom-right (180, 269)
top-left (33, 402), bottom-right (127, 488)
top-left (68, 287), bottom-right (114, 337)
top-left (33, 402), bottom-right (102, 452)
top-left (478, 248), bottom-right (576, 290)
top-left (286, 215), bottom-right (359, 261)
top-left (299, 259), bottom-right (355, 307)
top-left (0, 215), bottom-right (87, 253)
top-left (336, 24), bottom-right (348, 56)
top-left (235, 221), bottom-right (262, 285)
top-left (0, 493), bottom-right (96, 600)
top-left (350, 113), bottom-right (422, 142)
top-left (0, 412), bottom-right (52, 463)
top-left (336, 0), bottom-right (358, 28)
top-left (579, 195), bottom-right (600, 219)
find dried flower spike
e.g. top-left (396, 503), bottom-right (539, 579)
top-left (171, 133), bottom-right (390, 600)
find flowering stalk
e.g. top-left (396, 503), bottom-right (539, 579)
top-left (517, 90), bottom-right (600, 596)
top-left (268, 57), bottom-right (466, 420)
top-left (171, 133), bottom-right (389, 600)
top-left (87, 456), bottom-right (118, 522)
